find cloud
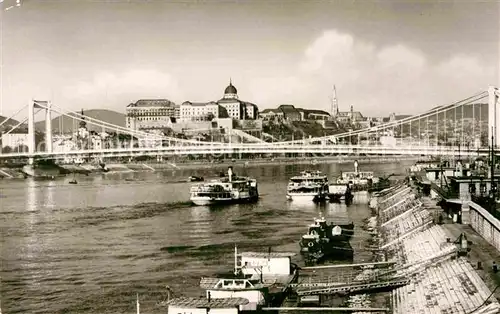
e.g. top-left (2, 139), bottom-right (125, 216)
top-left (61, 69), bottom-right (184, 109)
top-left (248, 29), bottom-right (495, 116)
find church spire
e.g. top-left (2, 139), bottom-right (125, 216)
top-left (79, 108), bottom-right (87, 128)
top-left (331, 85), bottom-right (339, 117)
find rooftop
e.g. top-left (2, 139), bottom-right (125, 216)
top-left (261, 108), bottom-right (282, 114)
top-left (200, 277), bottom-right (265, 289)
top-left (240, 252), bottom-right (296, 258)
top-left (128, 99), bottom-right (176, 108)
top-left (182, 101), bottom-right (218, 107)
top-left (450, 175), bottom-right (500, 182)
top-left (304, 109), bottom-right (330, 116)
top-left (167, 297), bottom-right (248, 308)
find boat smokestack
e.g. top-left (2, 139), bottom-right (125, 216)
top-left (228, 166), bottom-right (233, 182)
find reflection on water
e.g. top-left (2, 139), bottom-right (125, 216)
top-left (0, 160), bottom-right (415, 314)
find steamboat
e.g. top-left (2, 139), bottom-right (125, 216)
top-left (199, 246), bottom-right (299, 311)
top-left (286, 170), bottom-right (329, 201)
top-left (190, 167), bottom-right (259, 206)
top-left (299, 217), bottom-right (354, 265)
top-left (335, 160), bottom-right (379, 191)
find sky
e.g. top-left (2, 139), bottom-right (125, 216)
top-left (0, 0), bottom-right (499, 119)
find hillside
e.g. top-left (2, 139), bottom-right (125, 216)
top-left (0, 116), bottom-right (23, 133)
top-left (263, 120), bottom-right (345, 141)
top-left (35, 109), bottom-right (126, 134)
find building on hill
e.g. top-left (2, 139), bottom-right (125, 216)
top-left (336, 105), bottom-right (364, 124)
top-left (126, 99), bottom-right (179, 131)
top-left (259, 105), bottom-right (331, 122)
top-left (216, 80), bottom-right (259, 120)
top-left (178, 81), bottom-right (259, 123)
top-left (277, 105), bottom-right (301, 121)
top-left (260, 109), bottom-right (284, 121)
top-left (1, 131), bottom-right (29, 152)
top-left (180, 101), bottom-right (229, 122)
top-left (302, 109), bottom-right (331, 121)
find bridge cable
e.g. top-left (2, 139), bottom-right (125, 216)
top-left (0, 103), bottom-right (28, 128)
top-left (36, 102), bottom-right (206, 146)
top-left (3, 108), bottom-right (42, 135)
top-left (41, 102), bottom-right (220, 146)
top-left (290, 91), bottom-right (489, 145)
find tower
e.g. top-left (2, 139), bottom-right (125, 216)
top-left (489, 86), bottom-right (500, 147)
top-left (27, 100), bottom-right (53, 156)
top-left (331, 85), bottom-right (339, 118)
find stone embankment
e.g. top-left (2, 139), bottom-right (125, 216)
top-left (0, 155), bottom-right (419, 179)
top-left (373, 184), bottom-right (500, 314)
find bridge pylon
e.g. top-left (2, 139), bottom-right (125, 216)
top-left (27, 100), bottom-right (54, 160)
top-left (488, 86), bottom-right (500, 147)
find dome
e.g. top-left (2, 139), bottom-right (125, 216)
top-left (224, 82), bottom-right (237, 95)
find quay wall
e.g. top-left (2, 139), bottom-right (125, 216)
top-left (376, 184), bottom-right (500, 313)
top-left (469, 202), bottom-right (500, 252)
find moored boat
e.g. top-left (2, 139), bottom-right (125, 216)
top-left (190, 167), bottom-right (258, 206)
top-left (336, 160), bottom-right (379, 191)
top-left (286, 170), bottom-right (329, 201)
top-left (327, 183), bottom-right (353, 203)
top-left (299, 217), bottom-right (354, 264)
top-left (199, 247), bottom-right (299, 311)
top-left (166, 297), bottom-right (248, 314)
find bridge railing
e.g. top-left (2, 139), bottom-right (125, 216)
top-left (0, 143), bottom-right (489, 159)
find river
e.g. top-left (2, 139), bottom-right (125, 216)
top-left (0, 160), bottom-right (414, 314)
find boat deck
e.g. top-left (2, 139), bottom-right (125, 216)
top-left (200, 273), bottom-right (297, 292)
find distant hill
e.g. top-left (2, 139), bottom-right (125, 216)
top-left (0, 115), bottom-right (21, 129)
top-left (35, 109), bottom-right (126, 134)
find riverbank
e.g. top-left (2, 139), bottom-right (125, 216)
top-left (375, 185), bottom-right (500, 313)
top-left (0, 155), bottom-right (420, 179)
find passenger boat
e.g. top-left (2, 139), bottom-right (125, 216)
top-left (199, 246), bottom-right (299, 311)
top-left (190, 167), bottom-right (258, 206)
top-left (335, 160), bottom-right (379, 191)
top-left (286, 170), bottom-right (329, 201)
top-left (299, 217), bottom-right (354, 264)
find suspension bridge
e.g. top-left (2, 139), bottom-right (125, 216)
top-left (0, 86), bottom-right (499, 163)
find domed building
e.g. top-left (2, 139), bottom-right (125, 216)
top-left (223, 81), bottom-right (238, 99)
top-left (217, 80), bottom-right (259, 120)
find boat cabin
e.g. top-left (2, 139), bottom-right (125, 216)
top-left (167, 296), bottom-right (248, 314)
top-left (448, 176), bottom-right (500, 202)
top-left (337, 171), bottom-right (378, 185)
top-left (307, 217), bottom-right (353, 238)
top-left (289, 171), bottom-right (327, 185)
top-left (410, 161), bottom-right (440, 172)
top-left (424, 167), bottom-right (471, 183)
top-left (341, 171), bottom-right (374, 180)
top-left (237, 252), bottom-right (296, 276)
top-left (199, 277), bottom-right (266, 311)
